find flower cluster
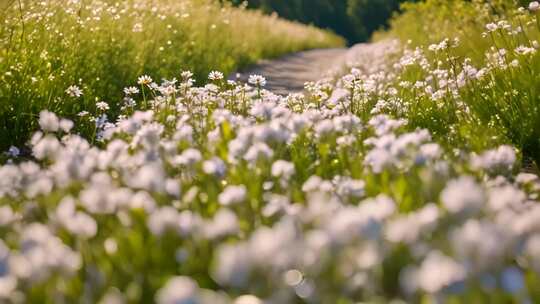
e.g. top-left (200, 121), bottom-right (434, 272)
top-left (3, 1), bottom-right (540, 303)
top-left (0, 59), bottom-right (538, 303)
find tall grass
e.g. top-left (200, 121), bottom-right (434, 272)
top-left (0, 0), bottom-right (344, 149)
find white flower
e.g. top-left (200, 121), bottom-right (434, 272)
top-left (159, 85), bottom-right (177, 96)
top-left (314, 119), bottom-right (334, 137)
top-left (80, 185), bottom-right (116, 214)
top-left (137, 75), bottom-right (153, 85)
top-left (386, 203), bottom-right (439, 244)
top-left (128, 163), bottom-right (166, 193)
top-left (104, 238), bottom-right (118, 255)
top-left (234, 295), bottom-right (263, 304)
top-left (451, 219), bottom-right (510, 270)
top-left (440, 176), bottom-right (485, 214)
top-left (132, 22), bottom-right (143, 32)
top-left (471, 145), bottom-right (516, 173)
top-left (271, 160), bottom-right (295, 180)
top-left (124, 86), bottom-right (140, 95)
top-left (181, 71), bottom-right (194, 79)
top-left (485, 23), bottom-right (498, 32)
top-left (19, 223), bottom-right (82, 281)
top-left (38, 110), bottom-right (59, 132)
top-left (416, 251), bottom-right (466, 293)
top-left (213, 244), bottom-right (252, 287)
top-left (156, 276), bottom-right (200, 304)
top-left (487, 185), bottom-right (526, 212)
top-left (203, 157), bottom-right (227, 177)
top-left (174, 124), bottom-right (194, 142)
top-left (204, 209), bottom-right (239, 239)
top-left (358, 194), bottom-right (396, 221)
top-left (165, 179), bottom-right (181, 198)
top-left (96, 101), bottom-right (110, 111)
top-left (132, 123), bottom-right (164, 149)
top-left (368, 115), bottom-right (406, 136)
top-left (248, 75), bottom-right (266, 87)
top-left (65, 85), bottom-right (83, 97)
top-left (0, 276), bottom-right (16, 298)
top-left (147, 206), bottom-right (181, 236)
top-left (32, 135), bottom-right (61, 160)
top-left (208, 71), bottom-right (224, 81)
top-left (173, 148), bottom-right (202, 167)
top-left (243, 143), bottom-right (274, 163)
top-left (529, 1), bottom-right (540, 12)
top-left (364, 148), bottom-right (393, 173)
top-left (302, 176), bottom-right (333, 193)
top-left (56, 196), bottom-right (97, 238)
top-left (416, 143), bottom-right (442, 163)
top-left (60, 119), bottom-right (74, 132)
top-left (336, 178), bottom-right (365, 198)
top-left (516, 172), bottom-right (538, 185)
top-left (218, 185), bottom-right (247, 206)
top-left (0, 206), bottom-right (17, 226)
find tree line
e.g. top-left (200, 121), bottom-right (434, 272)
top-left (226, 0), bottom-right (416, 44)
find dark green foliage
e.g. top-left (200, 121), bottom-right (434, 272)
top-left (227, 0), bottom-right (416, 43)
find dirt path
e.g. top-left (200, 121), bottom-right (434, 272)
top-left (231, 48), bottom-right (349, 95)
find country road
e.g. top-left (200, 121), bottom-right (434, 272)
top-left (230, 43), bottom-right (392, 96)
top-left (231, 48), bottom-right (349, 95)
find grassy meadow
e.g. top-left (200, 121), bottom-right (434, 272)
top-left (3, 0), bottom-right (540, 303)
top-left (0, 0), bottom-right (344, 149)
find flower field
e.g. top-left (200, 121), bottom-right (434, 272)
top-left (3, 0), bottom-right (540, 303)
top-left (0, 0), bottom-right (344, 150)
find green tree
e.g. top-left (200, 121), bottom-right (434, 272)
top-left (227, 0), bottom-right (413, 44)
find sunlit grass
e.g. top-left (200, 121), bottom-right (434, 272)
top-left (0, 0), bottom-right (344, 149)
top-left (372, 0), bottom-right (540, 167)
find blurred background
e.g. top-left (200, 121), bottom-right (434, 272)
top-left (225, 0), bottom-right (418, 44)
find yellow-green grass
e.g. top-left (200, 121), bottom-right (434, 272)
top-left (0, 0), bottom-right (344, 149)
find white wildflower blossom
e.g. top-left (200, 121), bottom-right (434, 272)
top-left (248, 75), bottom-right (266, 87)
top-left (56, 196), bottom-right (97, 238)
top-left (213, 243), bottom-right (252, 287)
top-left (415, 251), bottom-right (466, 293)
top-left (147, 206), bottom-right (181, 236)
top-left (234, 295), bottom-right (263, 304)
top-left (441, 176), bottom-right (485, 214)
top-left (38, 110), bottom-right (59, 132)
top-left (137, 75), bottom-right (153, 85)
top-left (271, 160), bottom-right (295, 180)
top-left (202, 157), bottom-right (227, 177)
top-left (124, 86), bottom-right (140, 95)
top-left (65, 85), bottom-right (83, 97)
top-left (208, 71), bottom-right (224, 81)
top-left (336, 178), bottom-right (365, 198)
top-left (471, 145), bottom-right (516, 173)
top-left (218, 185), bottom-right (247, 206)
top-left (156, 276), bottom-right (200, 304)
top-left (96, 101), bottom-right (110, 111)
top-left (486, 23), bottom-right (498, 32)
top-left (204, 209), bottom-right (239, 239)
